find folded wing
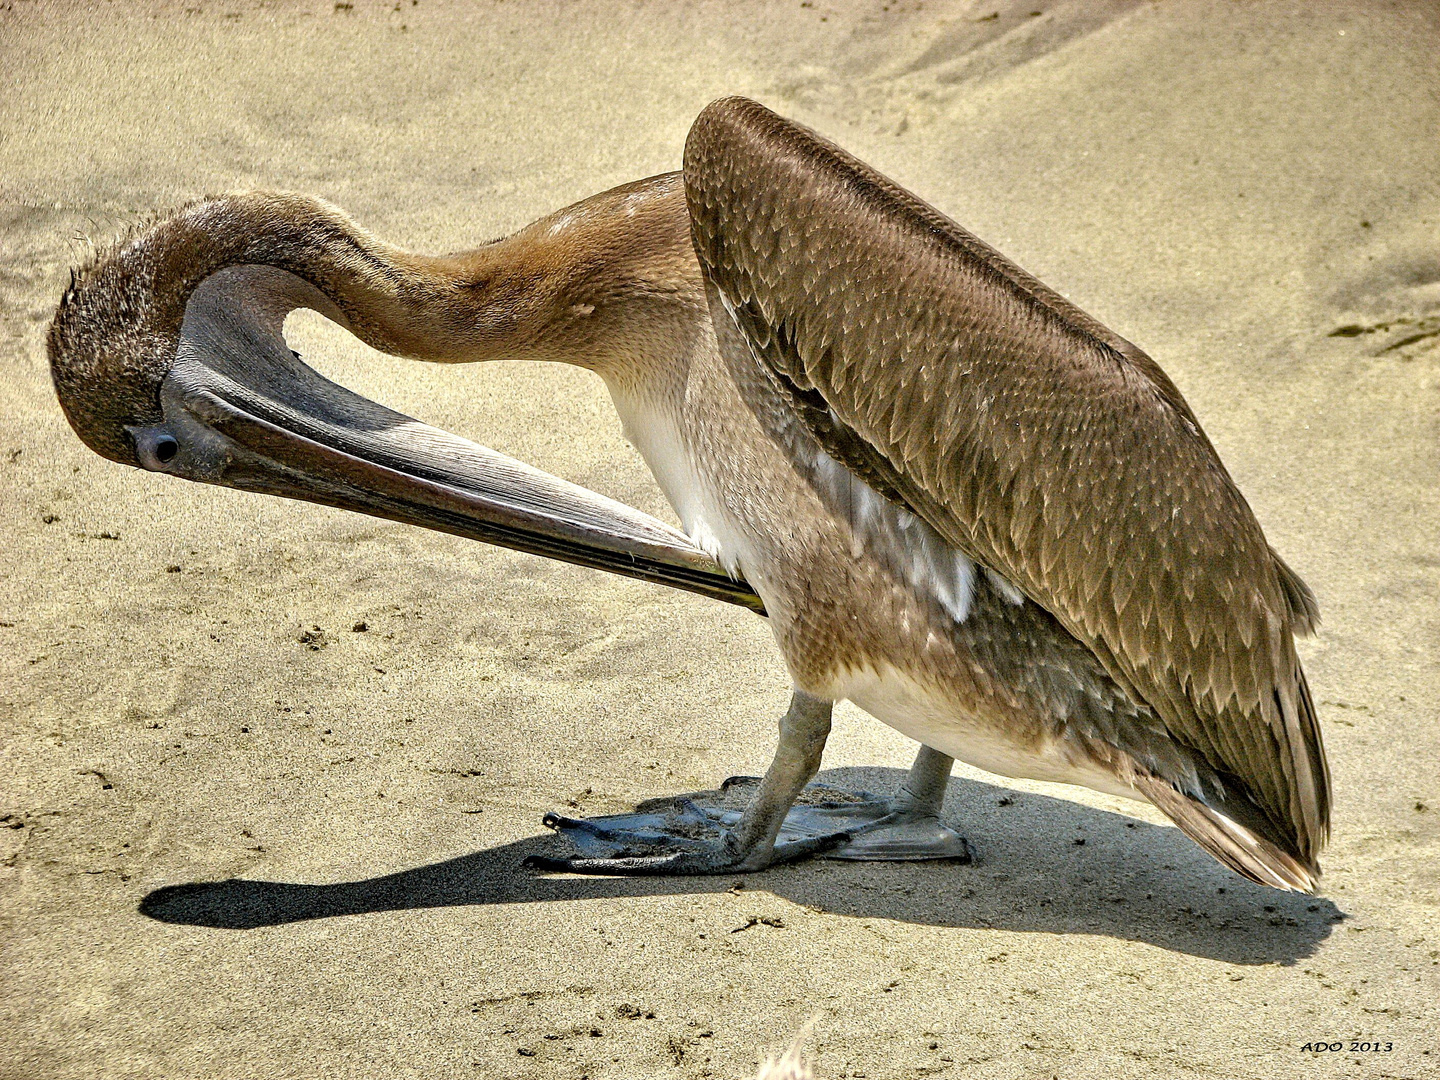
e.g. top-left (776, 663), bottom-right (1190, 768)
top-left (684, 97), bottom-right (1328, 886)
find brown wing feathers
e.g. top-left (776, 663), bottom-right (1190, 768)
top-left (685, 97), bottom-right (1328, 888)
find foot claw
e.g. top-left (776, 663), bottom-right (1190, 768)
top-left (541, 813), bottom-right (641, 842)
top-left (720, 775), bottom-right (761, 791)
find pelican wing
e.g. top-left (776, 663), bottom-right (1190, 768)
top-left (684, 97), bottom-right (1328, 881)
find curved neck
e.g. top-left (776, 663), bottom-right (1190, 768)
top-left (51, 172), bottom-right (705, 466)
top-left (156, 174), bottom-right (704, 373)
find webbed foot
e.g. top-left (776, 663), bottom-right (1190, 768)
top-left (522, 695), bottom-right (970, 877)
top-left (524, 796), bottom-right (849, 875)
top-left (706, 776), bottom-right (972, 862)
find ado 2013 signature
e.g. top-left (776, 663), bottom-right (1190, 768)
top-left (1301, 1041), bottom-right (1393, 1053)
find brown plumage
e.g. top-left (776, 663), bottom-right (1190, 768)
top-left (48, 97), bottom-right (1327, 891)
top-left (686, 97), bottom-right (1327, 888)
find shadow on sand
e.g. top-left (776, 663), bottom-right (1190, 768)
top-left (140, 767), bottom-right (1343, 965)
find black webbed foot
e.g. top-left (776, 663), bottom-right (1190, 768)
top-left (524, 796), bottom-right (848, 875)
top-left (525, 774), bottom-right (969, 876)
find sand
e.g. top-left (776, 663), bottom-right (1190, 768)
top-left (2, 1), bottom-right (1438, 1077)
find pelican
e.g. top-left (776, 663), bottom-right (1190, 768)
top-left (48, 98), bottom-right (1328, 892)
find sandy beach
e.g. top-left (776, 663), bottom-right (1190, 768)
top-left (2, 1), bottom-right (1438, 1077)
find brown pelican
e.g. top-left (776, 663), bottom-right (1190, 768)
top-left (48, 98), bottom-right (1328, 892)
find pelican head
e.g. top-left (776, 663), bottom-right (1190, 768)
top-left (50, 204), bottom-right (223, 468)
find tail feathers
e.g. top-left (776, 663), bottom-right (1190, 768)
top-left (1134, 774), bottom-right (1321, 894)
top-left (1272, 547), bottom-right (1320, 636)
top-left (1290, 666), bottom-right (1331, 856)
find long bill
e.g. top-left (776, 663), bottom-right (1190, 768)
top-left (133, 262), bottom-right (765, 614)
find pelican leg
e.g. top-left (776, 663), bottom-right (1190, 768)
top-left (819, 744), bottom-right (972, 861)
top-left (526, 690), bottom-right (848, 875)
top-left (717, 744), bottom-right (970, 861)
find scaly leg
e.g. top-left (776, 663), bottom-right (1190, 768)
top-left (528, 699), bottom-right (971, 874)
top-left (713, 742), bottom-right (970, 861)
top-left (527, 689), bottom-right (845, 875)
top-left (822, 744), bottom-right (971, 860)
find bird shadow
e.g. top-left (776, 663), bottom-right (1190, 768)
top-left (140, 767), bottom-right (1342, 965)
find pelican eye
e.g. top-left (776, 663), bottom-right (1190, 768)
top-left (130, 427), bottom-right (181, 471)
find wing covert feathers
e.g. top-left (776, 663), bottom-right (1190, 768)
top-left (684, 97), bottom-right (1329, 889)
